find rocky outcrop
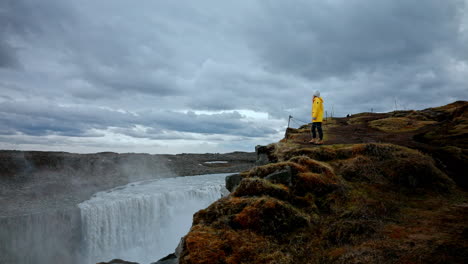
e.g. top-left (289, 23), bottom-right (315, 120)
top-left (102, 101), bottom-right (467, 264)
top-left (225, 173), bottom-right (242, 192)
top-left (264, 166), bottom-right (292, 186)
top-left (178, 140), bottom-right (466, 263)
top-left (98, 259), bottom-right (139, 264)
top-left (255, 145), bottom-right (276, 165)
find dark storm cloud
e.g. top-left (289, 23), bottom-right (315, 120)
top-left (0, 41), bottom-right (18, 68)
top-left (247, 0), bottom-right (466, 79)
top-left (147, 110), bottom-right (277, 137)
top-left (0, 0), bottom-right (466, 153)
top-left (0, 100), bottom-right (277, 138)
top-left (0, 0), bottom-right (76, 65)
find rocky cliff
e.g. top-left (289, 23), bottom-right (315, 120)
top-left (174, 101), bottom-right (468, 264)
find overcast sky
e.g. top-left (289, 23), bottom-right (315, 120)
top-left (1, 0), bottom-right (467, 154)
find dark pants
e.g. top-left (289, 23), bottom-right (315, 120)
top-left (311, 122), bottom-right (323, 140)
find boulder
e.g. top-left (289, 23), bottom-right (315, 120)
top-left (255, 145), bottom-right (270, 165)
top-left (225, 173), bottom-right (242, 192)
top-left (264, 166), bottom-right (292, 186)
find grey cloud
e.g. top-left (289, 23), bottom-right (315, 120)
top-left (0, 41), bottom-right (18, 68)
top-left (150, 111), bottom-right (278, 137)
top-left (246, 0), bottom-right (466, 79)
top-left (0, 100), bottom-right (278, 140)
top-left (0, 100), bottom-right (134, 136)
top-left (0, 0), bottom-right (467, 153)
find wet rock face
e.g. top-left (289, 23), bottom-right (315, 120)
top-left (225, 173), bottom-right (242, 192)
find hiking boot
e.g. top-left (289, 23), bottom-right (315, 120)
top-left (315, 140), bottom-right (324, 145)
top-left (309, 138), bottom-right (317, 144)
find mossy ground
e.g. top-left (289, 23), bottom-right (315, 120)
top-left (179, 102), bottom-right (468, 264)
top-left (369, 117), bottom-right (437, 132)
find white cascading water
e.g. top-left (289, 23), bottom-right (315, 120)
top-left (78, 173), bottom-right (230, 264)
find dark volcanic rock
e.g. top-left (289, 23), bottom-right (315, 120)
top-left (255, 145), bottom-right (271, 165)
top-left (264, 166), bottom-right (292, 186)
top-left (152, 253), bottom-right (177, 264)
top-left (97, 259), bottom-right (139, 264)
top-left (225, 173), bottom-right (242, 192)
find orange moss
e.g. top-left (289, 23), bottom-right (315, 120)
top-left (182, 226), bottom-right (227, 264)
top-left (283, 146), bottom-right (338, 161)
top-left (232, 197), bottom-right (309, 236)
top-left (370, 117), bottom-right (436, 133)
top-left (240, 161), bottom-right (307, 179)
top-left (232, 177), bottom-right (290, 201)
top-left (294, 172), bottom-right (340, 196)
top-left (327, 247), bottom-right (348, 258)
top-left (180, 117), bottom-right (467, 264)
top-left (383, 224), bottom-right (408, 239)
top-left (288, 156), bottom-right (335, 176)
top-left (193, 197), bottom-right (252, 226)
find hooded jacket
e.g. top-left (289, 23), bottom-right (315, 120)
top-left (312, 96), bottom-right (324, 122)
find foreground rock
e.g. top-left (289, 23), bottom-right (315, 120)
top-left (174, 102), bottom-right (468, 264)
top-left (178, 142), bottom-right (467, 263)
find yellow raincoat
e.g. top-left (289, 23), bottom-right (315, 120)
top-left (312, 97), bottom-right (324, 122)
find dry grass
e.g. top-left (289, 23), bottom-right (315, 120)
top-left (180, 137), bottom-right (466, 264)
top-left (369, 117), bottom-right (436, 133)
top-left (283, 146), bottom-right (338, 161)
top-left (294, 172), bottom-right (340, 197)
top-left (232, 197), bottom-right (309, 235)
top-left (232, 177), bottom-right (290, 201)
top-left (240, 161), bottom-right (307, 179)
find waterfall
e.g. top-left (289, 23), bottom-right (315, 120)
top-left (0, 209), bottom-right (81, 264)
top-left (78, 173), bottom-right (229, 264)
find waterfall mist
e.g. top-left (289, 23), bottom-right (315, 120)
top-left (1, 173), bottom-right (228, 264)
top-left (79, 173), bottom-right (228, 264)
top-left (0, 151), bottom-right (253, 264)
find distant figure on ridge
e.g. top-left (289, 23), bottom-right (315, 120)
top-left (309, 90), bottom-right (324, 145)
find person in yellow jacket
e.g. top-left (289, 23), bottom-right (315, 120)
top-left (309, 90), bottom-right (324, 144)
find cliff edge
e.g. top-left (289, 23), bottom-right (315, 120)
top-left (176, 101), bottom-right (468, 264)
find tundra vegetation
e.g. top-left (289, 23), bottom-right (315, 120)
top-left (178, 101), bottom-right (468, 264)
